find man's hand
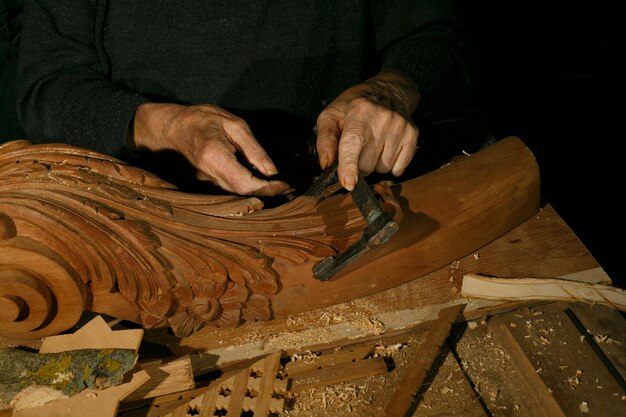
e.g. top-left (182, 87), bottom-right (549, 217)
top-left (316, 70), bottom-right (420, 191)
top-left (130, 103), bottom-right (291, 196)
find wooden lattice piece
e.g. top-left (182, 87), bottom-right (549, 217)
top-left (165, 351), bottom-right (286, 417)
top-left (0, 137), bottom-right (540, 339)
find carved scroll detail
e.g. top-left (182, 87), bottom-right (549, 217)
top-left (0, 141), bottom-right (372, 337)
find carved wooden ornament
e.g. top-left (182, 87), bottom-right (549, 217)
top-left (0, 137), bottom-right (540, 339)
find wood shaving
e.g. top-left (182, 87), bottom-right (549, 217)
top-left (568, 369), bottom-right (583, 389)
top-left (580, 401), bottom-right (590, 413)
top-left (371, 343), bottom-right (406, 358)
top-left (282, 383), bottom-right (372, 416)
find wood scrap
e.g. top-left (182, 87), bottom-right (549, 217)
top-left (12, 366), bottom-right (149, 417)
top-left (382, 303), bottom-right (465, 417)
top-left (4, 315), bottom-right (147, 417)
top-left (462, 274), bottom-right (626, 311)
top-left (0, 347), bottom-right (137, 409)
top-left (39, 315), bottom-right (143, 353)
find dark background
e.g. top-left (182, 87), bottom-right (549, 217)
top-left (1, 1), bottom-right (624, 287)
top-left (458, 1), bottom-right (624, 288)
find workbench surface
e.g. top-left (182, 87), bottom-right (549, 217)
top-left (3, 203), bottom-right (624, 416)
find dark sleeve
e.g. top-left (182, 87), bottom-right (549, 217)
top-left (16, 0), bottom-right (149, 156)
top-left (371, 0), bottom-right (474, 120)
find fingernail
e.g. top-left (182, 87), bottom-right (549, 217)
top-left (262, 160), bottom-right (278, 176)
top-left (319, 154), bottom-right (329, 169)
top-left (343, 174), bottom-right (356, 191)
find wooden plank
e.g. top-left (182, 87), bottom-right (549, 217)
top-left (462, 274), bottom-right (626, 310)
top-left (488, 317), bottom-right (566, 417)
top-left (383, 304), bottom-right (464, 417)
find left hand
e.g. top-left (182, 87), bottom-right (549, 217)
top-left (316, 69), bottom-right (420, 191)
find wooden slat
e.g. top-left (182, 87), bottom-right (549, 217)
top-left (225, 370), bottom-right (250, 416)
top-left (289, 356), bottom-right (388, 392)
top-left (198, 386), bottom-right (219, 417)
top-left (253, 352), bottom-right (281, 416)
top-left (284, 343), bottom-right (375, 376)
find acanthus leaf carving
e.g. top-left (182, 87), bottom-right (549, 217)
top-left (0, 141), bottom-right (371, 337)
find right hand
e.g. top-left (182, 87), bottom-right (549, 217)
top-left (130, 103), bottom-right (291, 196)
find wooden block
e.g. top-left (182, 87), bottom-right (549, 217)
top-left (124, 355), bottom-right (195, 402)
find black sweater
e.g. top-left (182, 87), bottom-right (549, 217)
top-left (17, 0), bottom-right (472, 157)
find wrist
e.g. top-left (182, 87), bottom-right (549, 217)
top-left (130, 102), bottom-right (186, 152)
top-left (362, 69), bottom-right (420, 119)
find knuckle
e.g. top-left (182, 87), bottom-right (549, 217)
top-left (351, 97), bottom-right (376, 111)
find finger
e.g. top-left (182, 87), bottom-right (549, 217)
top-left (337, 113), bottom-right (368, 191)
top-left (223, 118), bottom-right (279, 177)
top-left (217, 157), bottom-right (291, 196)
top-left (391, 142), bottom-right (417, 177)
top-left (374, 121), bottom-right (417, 173)
top-left (315, 111), bottom-right (341, 169)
